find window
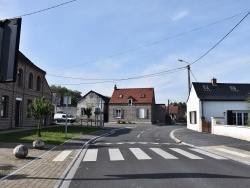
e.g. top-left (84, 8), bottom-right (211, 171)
top-left (189, 111), bottom-right (197, 124)
top-left (116, 109), bottom-right (122, 118)
top-left (27, 99), bottom-right (32, 118)
top-left (81, 108), bottom-right (85, 116)
top-left (137, 108), bottom-right (147, 119)
top-left (118, 94), bottom-right (123, 98)
top-left (140, 94), bottom-right (145, 98)
top-left (230, 86), bottom-right (237, 91)
top-left (17, 69), bottom-right (23, 87)
top-left (1, 96), bottom-right (9, 118)
top-left (36, 76), bottom-right (41, 91)
top-left (232, 111), bottom-right (248, 125)
top-left (28, 73), bottom-right (33, 89)
top-left (128, 99), bottom-right (132, 105)
top-left (203, 85), bottom-right (209, 90)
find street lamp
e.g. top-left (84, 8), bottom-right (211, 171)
top-left (178, 59), bottom-right (191, 94)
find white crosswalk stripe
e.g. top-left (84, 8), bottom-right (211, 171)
top-left (129, 148), bottom-right (152, 160)
top-left (170, 148), bottom-right (203, 159)
top-left (190, 148), bottom-right (227, 160)
top-left (53, 147), bottom-right (230, 162)
top-left (83, 149), bottom-right (98, 161)
top-left (150, 148), bottom-right (178, 159)
top-left (109, 148), bottom-right (125, 161)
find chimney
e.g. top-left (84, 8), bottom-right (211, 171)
top-left (211, 77), bottom-right (217, 85)
top-left (114, 84), bottom-right (117, 90)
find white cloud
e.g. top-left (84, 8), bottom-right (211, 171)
top-left (172, 10), bottom-right (189, 21)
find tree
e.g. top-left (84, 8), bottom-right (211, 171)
top-left (84, 107), bottom-right (92, 119)
top-left (29, 96), bottom-right (51, 137)
top-left (50, 85), bottom-right (82, 105)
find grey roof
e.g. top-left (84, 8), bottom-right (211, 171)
top-left (193, 82), bottom-right (250, 101)
top-left (77, 90), bottom-right (110, 103)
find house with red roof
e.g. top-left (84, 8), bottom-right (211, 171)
top-left (109, 85), bottom-right (165, 124)
top-left (166, 105), bottom-right (186, 123)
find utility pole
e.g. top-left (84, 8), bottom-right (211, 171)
top-left (187, 64), bottom-right (191, 94)
top-left (178, 59), bottom-right (191, 95)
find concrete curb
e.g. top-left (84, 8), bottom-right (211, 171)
top-left (170, 128), bottom-right (250, 166)
top-left (169, 128), bottom-right (182, 144)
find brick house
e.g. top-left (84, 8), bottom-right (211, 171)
top-left (77, 90), bottom-right (110, 122)
top-left (166, 105), bottom-right (186, 123)
top-left (109, 85), bottom-right (165, 124)
top-left (0, 51), bottom-right (52, 129)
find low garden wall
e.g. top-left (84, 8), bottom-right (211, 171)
top-left (211, 117), bottom-right (250, 142)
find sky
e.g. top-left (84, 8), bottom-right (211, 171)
top-left (1, 0), bottom-right (250, 104)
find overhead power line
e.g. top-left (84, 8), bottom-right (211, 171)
top-left (190, 11), bottom-right (250, 65)
top-left (50, 67), bottom-right (186, 85)
top-left (48, 10), bottom-right (250, 72)
top-left (12, 0), bottom-right (77, 19)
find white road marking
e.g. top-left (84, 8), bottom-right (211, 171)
top-left (109, 149), bottom-right (125, 161)
top-left (53, 150), bottom-right (73, 161)
top-left (138, 142), bottom-right (148, 144)
top-left (150, 148), bottom-right (178, 159)
top-left (83, 149), bottom-right (98, 161)
top-left (170, 148), bottom-right (203, 159)
top-left (216, 148), bottom-right (250, 157)
top-left (127, 142), bottom-right (137, 144)
top-left (190, 148), bottom-right (227, 160)
top-left (129, 148), bottom-right (152, 160)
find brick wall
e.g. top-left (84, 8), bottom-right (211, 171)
top-left (0, 55), bottom-right (52, 129)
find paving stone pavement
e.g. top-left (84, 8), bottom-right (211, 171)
top-left (0, 126), bottom-right (102, 188)
top-left (172, 127), bottom-right (250, 165)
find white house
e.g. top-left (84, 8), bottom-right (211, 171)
top-left (77, 90), bottom-right (110, 122)
top-left (187, 78), bottom-right (250, 132)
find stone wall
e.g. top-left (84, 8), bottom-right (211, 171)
top-left (109, 104), bottom-right (152, 123)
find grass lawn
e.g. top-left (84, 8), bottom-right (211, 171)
top-left (0, 126), bottom-right (100, 145)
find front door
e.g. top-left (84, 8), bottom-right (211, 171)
top-left (15, 101), bottom-right (21, 127)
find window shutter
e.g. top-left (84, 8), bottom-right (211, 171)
top-left (113, 109), bottom-right (116, 118)
top-left (136, 109), bottom-right (139, 118)
top-left (145, 109), bottom-right (148, 119)
top-left (189, 112), bottom-right (192, 124)
top-left (227, 110), bottom-right (233, 125)
top-left (121, 109), bottom-right (124, 118)
top-left (194, 111), bottom-right (197, 124)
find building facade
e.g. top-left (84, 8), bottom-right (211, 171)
top-left (77, 90), bottom-right (110, 122)
top-left (109, 85), bottom-right (158, 124)
top-left (0, 51), bottom-right (52, 129)
top-left (187, 78), bottom-right (250, 132)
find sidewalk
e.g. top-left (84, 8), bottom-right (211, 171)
top-left (0, 126), bottom-right (110, 188)
top-left (172, 127), bottom-right (250, 165)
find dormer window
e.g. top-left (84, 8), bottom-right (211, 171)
top-left (230, 86), bottom-right (237, 91)
top-left (203, 85), bottom-right (209, 90)
top-left (128, 99), bottom-right (133, 105)
top-left (140, 94), bottom-right (145, 98)
top-left (118, 94), bottom-right (123, 98)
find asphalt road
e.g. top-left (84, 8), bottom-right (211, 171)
top-left (63, 124), bottom-right (250, 188)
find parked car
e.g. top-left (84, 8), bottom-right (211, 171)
top-left (54, 113), bottom-right (75, 123)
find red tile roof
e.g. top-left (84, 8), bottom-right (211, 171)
top-left (109, 88), bottom-right (155, 104)
top-left (166, 106), bottom-right (179, 114)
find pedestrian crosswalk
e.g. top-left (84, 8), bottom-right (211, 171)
top-left (52, 147), bottom-right (228, 162)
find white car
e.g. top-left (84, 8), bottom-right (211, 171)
top-left (54, 113), bottom-right (75, 123)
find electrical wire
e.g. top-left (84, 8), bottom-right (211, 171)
top-left (47, 10), bottom-right (250, 72)
top-left (190, 11), bottom-right (250, 65)
top-left (50, 67), bottom-right (186, 85)
top-left (190, 70), bottom-right (198, 82)
top-left (11, 0), bottom-right (77, 19)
